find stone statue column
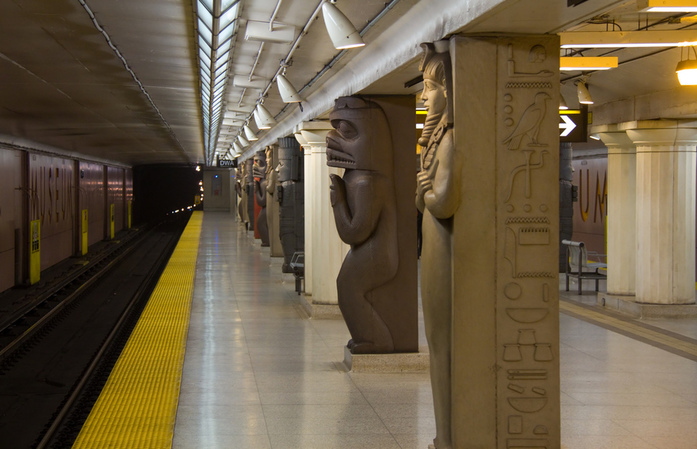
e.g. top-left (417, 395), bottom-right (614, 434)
top-left (450, 35), bottom-right (560, 448)
top-left (626, 120), bottom-right (697, 305)
top-left (278, 135), bottom-right (304, 273)
top-left (266, 145), bottom-right (283, 257)
top-left (239, 162), bottom-right (250, 229)
top-left (327, 95), bottom-right (418, 354)
top-left (235, 165), bottom-right (244, 223)
top-left (253, 150), bottom-right (270, 247)
top-left (245, 158), bottom-right (255, 233)
top-left (595, 124), bottom-right (636, 296)
top-left (416, 40), bottom-right (459, 449)
top-left (294, 131), bottom-right (312, 285)
top-left (299, 121), bottom-right (347, 313)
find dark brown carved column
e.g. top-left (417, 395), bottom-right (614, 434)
top-left (278, 136), bottom-right (304, 273)
top-left (245, 158), bottom-right (255, 233)
top-left (326, 95), bottom-right (417, 354)
top-left (254, 150), bottom-right (269, 247)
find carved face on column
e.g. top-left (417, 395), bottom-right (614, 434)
top-left (253, 150), bottom-right (266, 179)
top-left (265, 146), bottom-right (274, 177)
top-left (418, 41), bottom-right (452, 147)
top-left (245, 159), bottom-right (254, 184)
top-left (326, 96), bottom-right (392, 171)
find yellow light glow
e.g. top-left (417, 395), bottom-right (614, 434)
top-left (638, 0), bottom-right (697, 12)
top-left (560, 30), bottom-right (697, 48)
top-left (560, 56), bottom-right (618, 71)
top-left (677, 67), bottom-right (697, 85)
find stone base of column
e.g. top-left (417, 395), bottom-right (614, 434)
top-left (342, 346), bottom-right (429, 373)
top-left (598, 292), bottom-right (697, 318)
top-left (299, 295), bottom-right (343, 319)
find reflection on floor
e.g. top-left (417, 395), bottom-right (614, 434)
top-left (173, 212), bottom-right (697, 449)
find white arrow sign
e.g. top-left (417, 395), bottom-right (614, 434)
top-left (559, 115), bottom-right (577, 137)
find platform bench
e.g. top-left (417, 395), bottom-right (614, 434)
top-left (289, 251), bottom-right (304, 295)
top-left (561, 239), bottom-right (607, 295)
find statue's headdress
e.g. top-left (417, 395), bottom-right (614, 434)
top-left (419, 40), bottom-right (453, 145)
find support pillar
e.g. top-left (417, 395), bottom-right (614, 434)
top-left (595, 125), bottom-right (636, 296)
top-left (626, 120), bottom-right (697, 305)
top-left (266, 144), bottom-right (284, 257)
top-left (298, 122), bottom-right (347, 317)
top-left (450, 35), bottom-right (560, 448)
top-left (294, 130), bottom-right (312, 294)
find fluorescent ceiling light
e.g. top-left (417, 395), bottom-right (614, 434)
top-left (245, 21), bottom-right (296, 43)
top-left (232, 75), bottom-right (269, 90)
top-left (638, 0), bottom-right (697, 12)
top-left (559, 56), bottom-right (618, 71)
top-left (560, 30), bottom-right (697, 48)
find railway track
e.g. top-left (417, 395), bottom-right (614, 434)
top-left (0, 213), bottom-right (191, 448)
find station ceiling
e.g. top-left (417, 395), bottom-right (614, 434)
top-left (0, 0), bottom-right (695, 167)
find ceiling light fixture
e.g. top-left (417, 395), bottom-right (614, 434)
top-left (559, 93), bottom-right (569, 110)
top-left (560, 30), bottom-right (697, 48)
top-left (239, 135), bottom-right (250, 147)
top-left (676, 46), bottom-right (697, 85)
top-left (244, 124), bottom-right (258, 141)
top-left (233, 142), bottom-right (244, 154)
top-left (576, 80), bottom-right (594, 105)
top-left (559, 56), bottom-right (618, 71)
top-left (277, 73), bottom-right (304, 103)
top-left (638, 0), bottom-right (697, 12)
top-left (253, 104), bottom-right (277, 129)
top-left (322, 1), bottom-right (365, 50)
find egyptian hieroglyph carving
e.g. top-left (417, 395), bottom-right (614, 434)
top-left (326, 96), bottom-right (398, 354)
top-left (416, 40), bottom-right (460, 449)
top-left (254, 150), bottom-right (269, 247)
top-left (497, 39), bottom-right (559, 449)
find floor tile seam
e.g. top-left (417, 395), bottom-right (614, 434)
top-left (344, 370), bottom-right (402, 446)
top-left (232, 227), bottom-right (275, 443)
top-left (560, 298), bottom-right (697, 344)
top-left (560, 301), bottom-right (697, 360)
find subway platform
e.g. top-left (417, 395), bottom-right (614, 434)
top-left (75, 211), bottom-right (697, 449)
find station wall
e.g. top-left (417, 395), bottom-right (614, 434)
top-left (0, 146), bottom-right (132, 294)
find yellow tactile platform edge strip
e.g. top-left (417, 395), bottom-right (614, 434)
top-left (73, 212), bottom-right (203, 449)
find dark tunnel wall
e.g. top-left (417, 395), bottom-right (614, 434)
top-left (133, 165), bottom-right (203, 225)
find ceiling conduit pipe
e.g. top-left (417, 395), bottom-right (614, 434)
top-left (239, 0), bottom-right (507, 159)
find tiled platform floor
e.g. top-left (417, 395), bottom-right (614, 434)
top-left (172, 212), bottom-right (697, 449)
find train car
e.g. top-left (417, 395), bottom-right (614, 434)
top-left (0, 146), bottom-right (133, 295)
top-left (571, 153), bottom-right (607, 256)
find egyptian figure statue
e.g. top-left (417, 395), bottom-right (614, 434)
top-left (417, 40), bottom-right (460, 449)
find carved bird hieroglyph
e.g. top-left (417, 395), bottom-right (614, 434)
top-left (503, 92), bottom-right (551, 150)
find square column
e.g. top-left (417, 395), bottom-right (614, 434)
top-left (266, 145), bottom-right (284, 258)
top-left (294, 130), bottom-right (313, 295)
top-left (595, 125), bottom-right (636, 296)
top-left (298, 121), bottom-right (348, 309)
top-left (626, 121), bottom-right (697, 305)
top-left (450, 35), bottom-right (560, 448)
